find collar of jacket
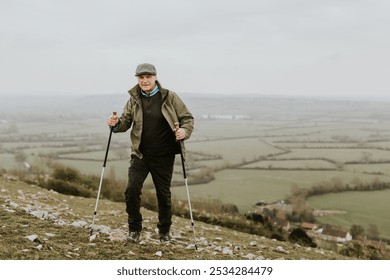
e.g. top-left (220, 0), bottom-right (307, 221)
top-left (141, 84), bottom-right (159, 97)
top-left (128, 80), bottom-right (168, 103)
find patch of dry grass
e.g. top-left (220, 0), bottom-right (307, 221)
top-left (0, 177), bottom-right (351, 260)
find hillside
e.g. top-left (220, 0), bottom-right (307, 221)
top-left (0, 176), bottom-right (351, 260)
top-left (2, 94), bottom-right (390, 242)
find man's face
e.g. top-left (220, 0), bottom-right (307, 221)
top-left (137, 75), bottom-right (157, 93)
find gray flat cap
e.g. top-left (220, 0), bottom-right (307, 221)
top-left (135, 63), bottom-right (157, 76)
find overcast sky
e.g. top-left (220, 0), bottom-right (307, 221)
top-left (1, 0), bottom-right (389, 99)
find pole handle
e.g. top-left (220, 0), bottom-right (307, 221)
top-left (174, 122), bottom-right (182, 144)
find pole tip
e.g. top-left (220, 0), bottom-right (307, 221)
top-left (89, 234), bottom-right (96, 242)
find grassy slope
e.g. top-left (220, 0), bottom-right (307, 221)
top-left (0, 177), bottom-right (350, 260)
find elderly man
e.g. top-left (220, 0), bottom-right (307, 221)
top-left (107, 63), bottom-right (194, 243)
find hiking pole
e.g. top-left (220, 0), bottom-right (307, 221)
top-left (175, 122), bottom-right (197, 250)
top-left (89, 112), bottom-right (117, 241)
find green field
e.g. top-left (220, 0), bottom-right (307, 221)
top-left (307, 190), bottom-right (390, 240)
top-left (345, 163), bottom-right (390, 176)
top-left (275, 148), bottom-right (390, 163)
top-left (188, 138), bottom-right (281, 164)
top-left (171, 169), bottom-right (389, 213)
top-left (242, 159), bottom-right (336, 169)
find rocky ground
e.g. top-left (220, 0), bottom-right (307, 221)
top-left (0, 176), bottom-right (352, 260)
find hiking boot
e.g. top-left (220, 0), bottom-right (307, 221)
top-left (159, 232), bottom-right (171, 243)
top-left (127, 231), bottom-right (141, 243)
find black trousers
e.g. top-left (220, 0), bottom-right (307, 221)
top-left (125, 154), bottom-right (175, 234)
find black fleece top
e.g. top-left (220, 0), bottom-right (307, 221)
top-left (139, 91), bottom-right (177, 157)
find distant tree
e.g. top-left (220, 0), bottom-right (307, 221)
top-left (351, 177), bottom-right (363, 190)
top-left (52, 165), bottom-right (80, 182)
top-left (350, 224), bottom-right (365, 240)
top-left (289, 228), bottom-right (316, 248)
top-left (276, 209), bottom-right (286, 220)
top-left (46, 178), bottom-right (94, 197)
top-left (262, 208), bottom-right (273, 218)
top-left (221, 203), bottom-right (239, 214)
top-left (190, 167), bottom-right (214, 184)
top-left (330, 177), bottom-right (344, 191)
top-left (367, 224), bottom-right (380, 240)
top-left (245, 212), bottom-right (264, 224)
top-left (289, 186), bottom-right (309, 221)
top-left (340, 241), bottom-right (364, 258)
top-left (114, 149), bottom-right (129, 159)
top-left (335, 161), bottom-right (345, 170)
top-left (14, 150), bottom-right (27, 164)
top-left (361, 151), bottom-right (373, 163)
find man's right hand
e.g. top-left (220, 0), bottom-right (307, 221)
top-left (107, 112), bottom-right (118, 127)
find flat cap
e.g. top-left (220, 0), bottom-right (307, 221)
top-left (135, 63), bottom-right (157, 76)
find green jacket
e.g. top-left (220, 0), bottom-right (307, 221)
top-left (113, 81), bottom-right (194, 159)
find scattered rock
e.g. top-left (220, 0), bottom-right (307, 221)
top-left (89, 234), bottom-right (97, 241)
top-left (9, 201), bottom-right (19, 208)
top-left (155, 251), bottom-right (163, 257)
top-left (55, 220), bottom-right (67, 226)
top-left (315, 249), bottom-right (325, 255)
top-left (30, 210), bottom-right (49, 219)
top-left (249, 241), bottom-right (257, 246)
top-left (222, 247), bottom-right (233, 255)
top-left (71, 220), bottom-right (88, 228)
top-left (109, 232), bottom-right (126, 241)
top-left (214, 246), bottom-right (222, 252)
top-left (172, 232), bottom-right (184, 240)
top-left (26, 234), bottom-right (38, 242)
top-left (186, 244), bottom-right (196, 250)
top-left (197, 237), bottom-right (208, 246)
top-left (6, 175), bottom-right (19, 181)
top-left (245, 253), bottom-right (256, 260)
top-left (90, 224), bottom-right (113, 235)
top-left (274, 246), bottom-right (288, 254)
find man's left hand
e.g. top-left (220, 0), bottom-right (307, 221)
top-left (175, 128), bottom-right (186, 140)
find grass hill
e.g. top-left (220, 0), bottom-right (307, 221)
top-left (0, 176), bottom-right (352, 260)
